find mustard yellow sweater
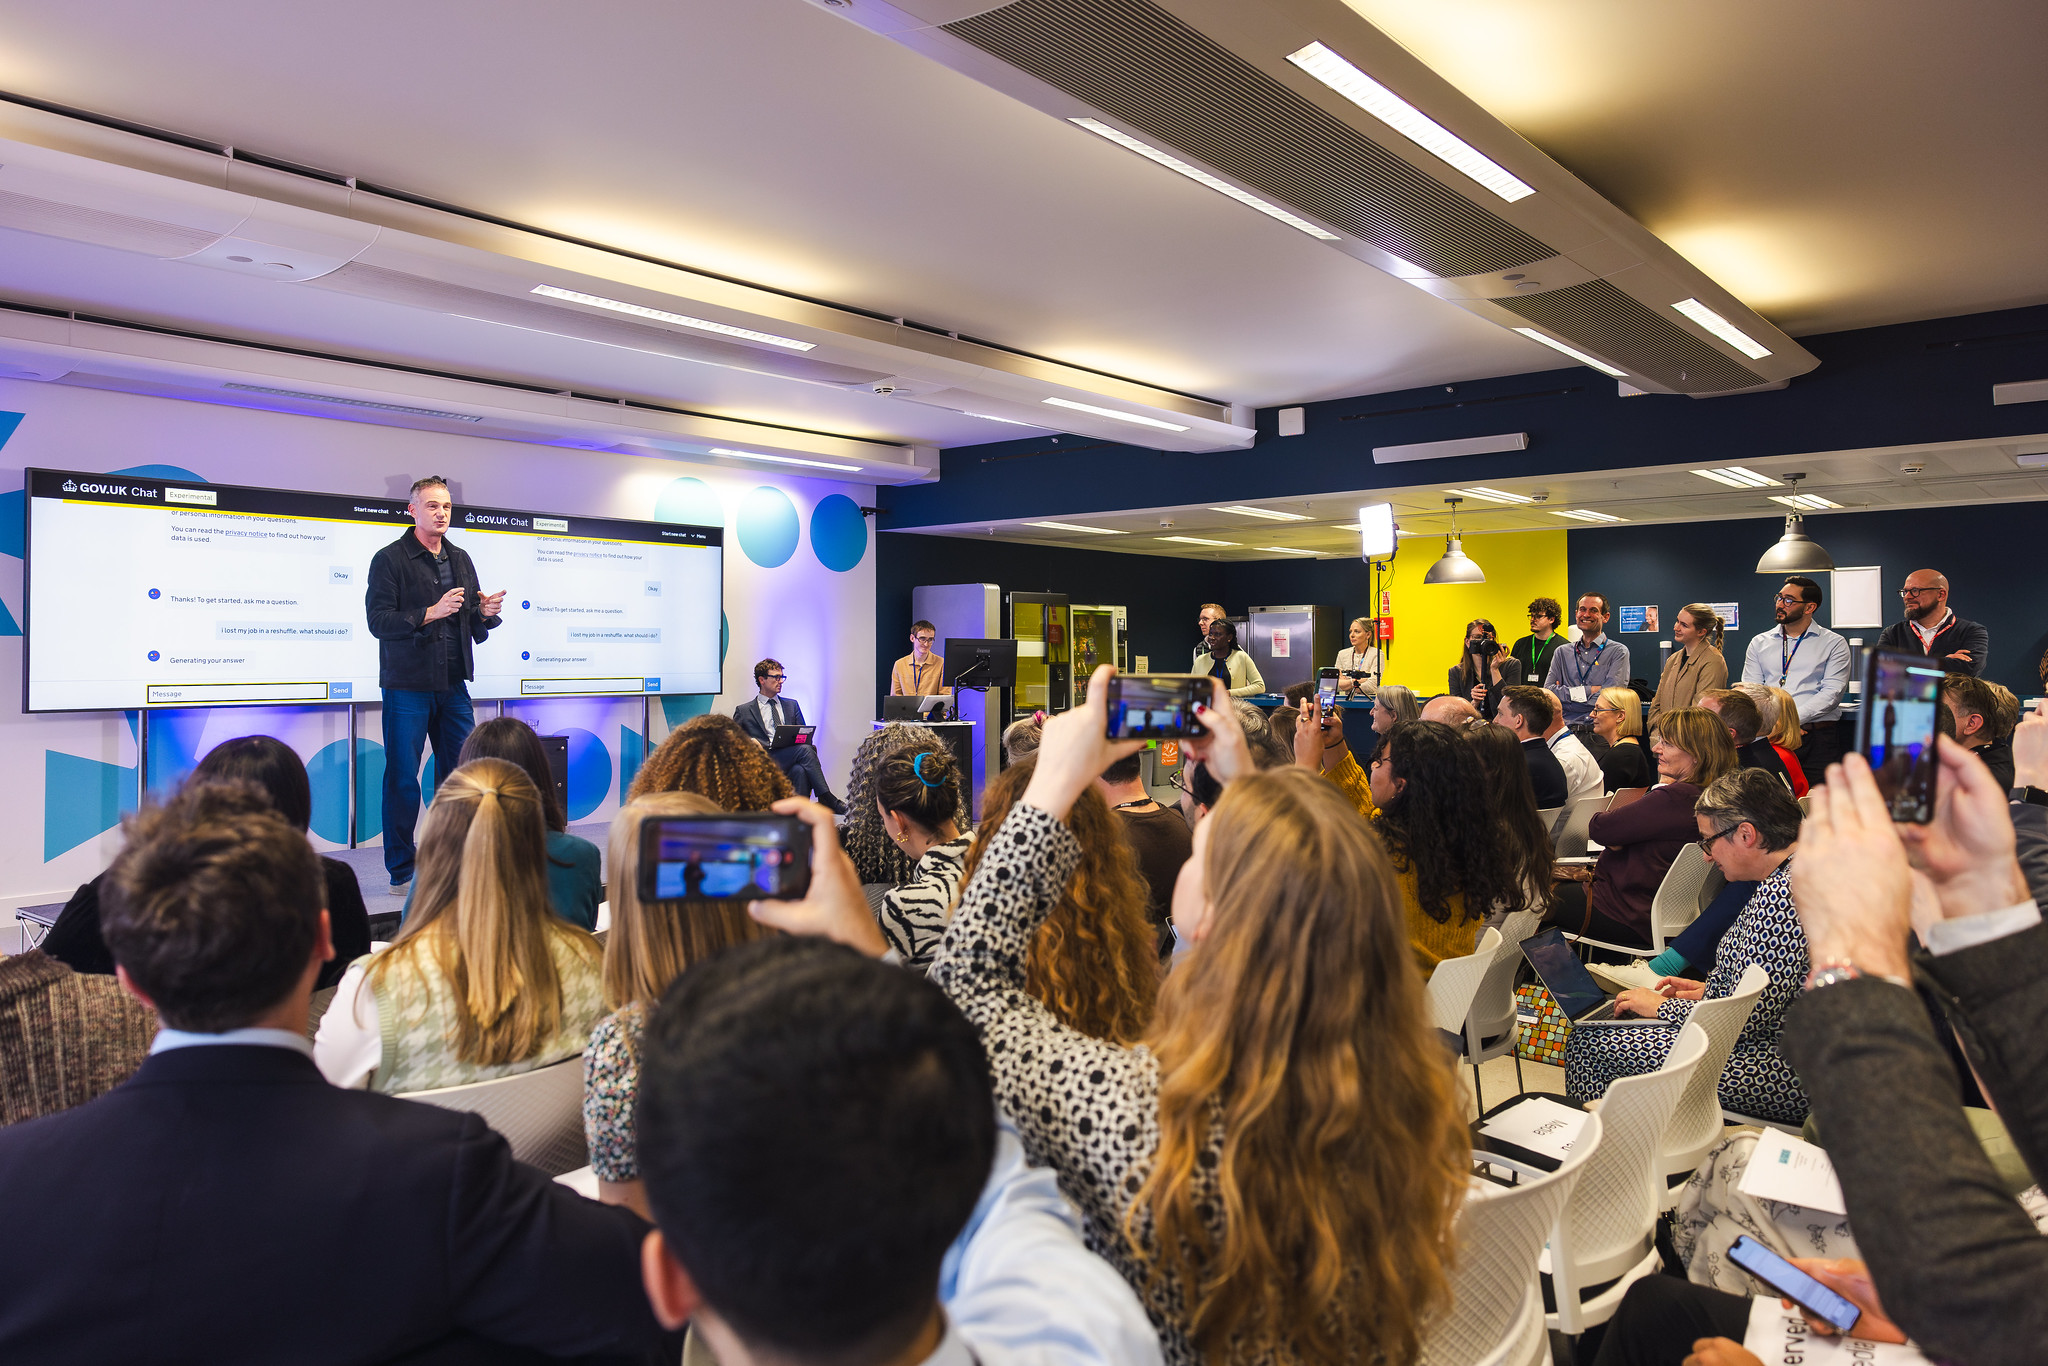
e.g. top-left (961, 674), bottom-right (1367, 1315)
top-left (1322, 749), bottom-right (1480, 975)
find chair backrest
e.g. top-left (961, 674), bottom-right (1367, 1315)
top-left (1648, 843), bottom-right (1724, 948)
top-left (1466, 911), bottom-right (1541, 1047)
top-left (1551, 794), bottom-right (1607, 858)
top-left (1421, 1112), bottom-right (1604, 1366)
top-left (1549, 1026), bottom-right (1709, 1332)
top-left (399, 1056), bottom-right (588, 1175)
top-left (1535, 807), bottom-right (1565, 847)
top-left (1426, 927), bottom-right (1503, 1036)
top-left (1659, 965), bottom-right (1769, 1179)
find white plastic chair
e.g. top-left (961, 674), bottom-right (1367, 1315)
top-left (1535, 806), bottom-right (1565, 847)
top-left (1656, 963), bottom-right (1769, 1203)
top-left (1459, 911), bottom-right (1543, 1110)
top-left (1421, 1112), bottom-right (1604, 1366)
top-left (1569, 843), bottom-right (1723, 960)
top-left (1544, 1024), bottom-right (1709, 1334)
top-left (1551, 795), bottom-right (1607, 859)
top-left (399, 1055), bottom-right (589, 1175)
top-left (1429, 927), bottom-right (1503, 1105)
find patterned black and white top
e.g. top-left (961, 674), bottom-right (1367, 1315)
top-left (877, 832), bottom-right (976, 972)
top-left (930, 803), bottom-right (1204, 1365)
top-left (1566, 857), bottom-right (1811, 1124)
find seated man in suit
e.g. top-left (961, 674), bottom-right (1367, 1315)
top-left (735, 657), bottom-right (846, 814)
top-left (1498, 685), bottom-right (1572, 808)
top-left (0, 781), bottom-right (671, 1366)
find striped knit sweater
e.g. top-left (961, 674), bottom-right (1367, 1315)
top-left (0, 951), bottom-right (158, 1126)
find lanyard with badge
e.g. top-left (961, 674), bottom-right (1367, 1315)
top-left (1777, 631), bottom-right (1807, 687)
top-left (1564, 641), bottom-right (1603, 704)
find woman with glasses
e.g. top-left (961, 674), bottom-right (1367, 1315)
top-left (1591, 686), bottom-right (1654, 791)
top-left (1648, 603), bottom-right (1729, 722)
top-left (1364, 683), bottom-right (1418, 765)
top-left (1565, 768), bottom-right (1810, 1125)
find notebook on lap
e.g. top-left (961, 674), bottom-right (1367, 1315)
top-left (771, 724), bottom-right (815, 750)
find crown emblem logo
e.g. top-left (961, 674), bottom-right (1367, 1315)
top-left (62, 479), bottom-right (77, 492)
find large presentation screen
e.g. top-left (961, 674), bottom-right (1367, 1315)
top-left (24, 468), bottom-right (723, 712)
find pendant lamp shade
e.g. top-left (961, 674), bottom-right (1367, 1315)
top-left (1754, 512), bottom-right (1835, 574)
top-left (1424, 534), bottom-right (1486, 584)
top-left (1423, 498), bottom-right (1485, 583)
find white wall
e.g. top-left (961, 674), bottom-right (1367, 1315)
top-left (0, 379), bottom-right (875, 935)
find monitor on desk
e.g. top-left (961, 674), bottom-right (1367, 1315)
top-left (943, 638), bottom-right (1017, 690)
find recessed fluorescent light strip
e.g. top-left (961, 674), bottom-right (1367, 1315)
top-left (1512, 328), bottom-right (1627, 378)
top-left (1551, 509), bottom-right (1625, 522)
top-left (532, 285), bottom-right (816, 352)
top-left (1157, 535), bottom-right (1238, 546)
top-left (222, 383), bottom-right (484, 422)
top-left (1256, 546), bottom-right (1319, 555)
top-left (1042, 396), bottom-right (1190, 432)
top-left (1770, 493), bottom-right (1840, 511)
top-left (1211, 504), bottom-right (1311, 520)
top-left (1446, 486), bottom-right (1533, 505)
top-left (707, 447), bottom-right (862, 473)
top-left (1692, 467), bottom-right (1782, 489)
top-left (1069, 118), bottom-right (1339, 241)
top-left (1286, 42), bottom-right (1536, 203)
top-left (965, 413), bottom-right (1040, 426)
top-left (1025, 521), bottom-right (1125, 534)
top-left (1671, 298), bottom-right (1773, 359)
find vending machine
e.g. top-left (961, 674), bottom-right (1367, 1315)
top-left (1005, 591), bottom-right (1072, 721)
top-left (1069, 604), bottom-right (1128, 703)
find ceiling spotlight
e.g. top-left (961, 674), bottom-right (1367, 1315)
top-left (1024, 521), bottom-right (1125, 534)
top-left (1672, 298), bottom-right (1773, 359)
top-left (532, 285), bottom-right (815, 351)
top-left (1422, 497), bottom-right (1485, 585)
top-left (1549, 508), bottom-right (1626, 523)
top-left (708, 447), bottom-right (862, 472)
top-left (1511, 328), bottom-right (1628, 378)
top-left (1042, 396), bottom-right (1191, 432)
top-left (1286, 42), bottom-right (1535, 203)
top-left (1692, 467), bottom-right (1783, 489)
top-left (1070, 118), bottom-right (1340, 240)
top-left (1211, 504), bottom-right (1311, 520)
top-left (1156, 535), bottom-right (1239, 547)
top-left (1755, 473), bottom-right (1835, 574)
top-left (1446, 486), bottom-right (1534, 505)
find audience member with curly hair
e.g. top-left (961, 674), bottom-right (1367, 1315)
top-left (839, 721), bottom-right (950, 887)
top-left (627, 713), bottom-right (794, 810)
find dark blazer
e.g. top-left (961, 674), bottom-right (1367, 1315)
top-left (0, 1045), bottom-right (670, 1365)
top-left (1735, 736), bottom-right (1794, 791)
top-left (44, 860), bottom-right (370, 991)
top-left (735, 693), bottom-right (808, 749)
top-left (365, 530), bottom-right (501, 692)
top-left (1877, 613), bottom-right (1989, 677)
top-left (1784, 926), bottom-right (2048, 1366)
top-left (1520, 736), bottom-right (1570, 809)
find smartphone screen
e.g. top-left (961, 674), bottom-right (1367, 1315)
top-left (1317, 667), bottom-right (1340, 712)
top-left (1857, 648), bottom-right (1942, 823)
top-left (1106, 673), bottom-right (1207, 740)
top-left (637, 814), bottom-right (812, 903)
top-left (1727, 1236), bottom-right (1862, 1335)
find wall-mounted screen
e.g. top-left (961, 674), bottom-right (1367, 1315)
top-left (23, 468), bottom-right (723, 712)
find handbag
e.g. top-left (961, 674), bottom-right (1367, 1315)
top-left (1514, 983), bottom-right (1573, 1065)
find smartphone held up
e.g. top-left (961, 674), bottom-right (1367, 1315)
top-left (637, 813), bottom-right (812, 902)
top-left (1104, 673), bottom-right (1209, 741)
top-left (1856, 647), bottom-right (1942, 824)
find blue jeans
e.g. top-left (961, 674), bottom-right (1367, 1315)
top-left (381, 685), bottom-right (475, 883)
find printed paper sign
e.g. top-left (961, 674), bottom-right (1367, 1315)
top-left (1738, 1128), bottom-right (1848, 1215)
top-left (1708, 601), bottom-right (1741, 630)
top-left (1477, 1095), bottom-right (1590, 1160)
top-left (1617, 605), bottom-right (1660, 633)
top-left (1270, 629), bottom-right (1291, 658)
top-left (1744, 1298), bottom-right (1928, 1364)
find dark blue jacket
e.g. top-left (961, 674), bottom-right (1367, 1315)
top-left (1877, 612), bottom-right (1989, 677)
top-left (0, 1044), bottom-right (671, 1365)
top-left (735, 693), bottom-right (808, 748)
top-left (365, 530), bottom-right (500, 692)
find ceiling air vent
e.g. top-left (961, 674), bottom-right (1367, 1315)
top-left (821, 0), bottom-right (1818, 396)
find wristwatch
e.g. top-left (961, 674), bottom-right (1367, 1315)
top-left (1803, 959), bottom-right (1911, 993)
top-left (2021, 785), bottom-right (2048, 808)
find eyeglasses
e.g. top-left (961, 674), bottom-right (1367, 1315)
top-left (1898, 587), bottom-right (1940, 598)
top-left (763, 674), bottom-right (786, 681)
top-left (1592, 704), bottom-right (1623, 715)
top-left (1697, 823), bottom-right (1744, 853)
top-left (1772, 593), bottom-right (1810, 606)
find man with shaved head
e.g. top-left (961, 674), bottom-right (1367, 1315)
top-left (1419, 694), bottom-right (1481, 726)
top-left (1878, 568), bottom-right (1988, 676)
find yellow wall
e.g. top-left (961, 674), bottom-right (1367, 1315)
top-left (1378, 529), bottom-right (1570, 694)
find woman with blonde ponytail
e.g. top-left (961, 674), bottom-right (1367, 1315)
top-left (315, 758), bottom-right (605, 1092)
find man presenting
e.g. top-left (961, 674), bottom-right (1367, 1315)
top-left (736, 658), bottom-right (845, 813)
top-left (1544, 593), bottom-right (1629, 728)
top-left (889, 620), bottom-right (951, 698)
top-left (364, 476), bottom-right (503, 895)
top-left (1742, 576), bottom-right (1853, 782)
top-left (1878, 568), bottom-right (1989, 676)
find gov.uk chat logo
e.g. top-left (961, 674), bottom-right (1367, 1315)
top-left (62, 479), bottom-right (77, 492)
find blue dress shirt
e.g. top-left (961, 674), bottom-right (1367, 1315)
top-left (1741, 623), bottom-right (1852, 724)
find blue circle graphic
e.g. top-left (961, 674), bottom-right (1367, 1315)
top-left (147, 650), bottom-right (160, 662)
top-left (308, 737), bottom-right (384, 843)
top-left (551, 727), bottom-right (613, 822)
top-left (737, 486), bottom-right (799, 568)
top-left (654, 476), bottom-right (724, 528)
top-left (521, 600), bottom-right (531, 610)
top-left (521, 650), bottom-right (531, 660)
top-left (721, 612), bottom-right (729, 664)
top-left (809, 494), bottom-right (868, 572)
top-left (148, 588), bottom-right (161, 600)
